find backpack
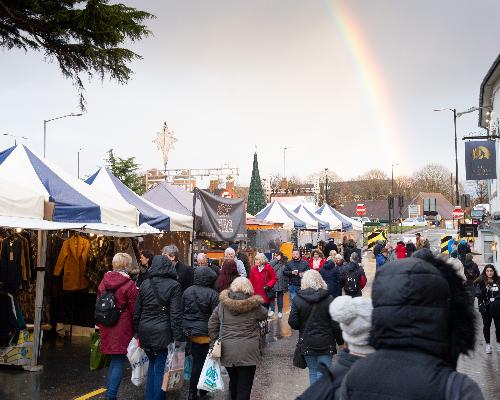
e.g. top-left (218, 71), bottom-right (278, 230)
top-left (344, 268), bottom-right (360, 294)
top-left (94, 290), bottom-right (121, 327)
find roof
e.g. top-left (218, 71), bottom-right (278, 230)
top-left (143, 181), bottom-right (201, 217)
top-left (407, 192), bottom-right (454, 219)
top-left (479, 53), bottom-right (500, 128)
top-left (341, 200), bottom-right (390, 220)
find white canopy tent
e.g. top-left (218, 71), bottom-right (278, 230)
top-left (254, 200), bottom-right (307, 230)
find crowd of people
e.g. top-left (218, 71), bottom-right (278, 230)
top-left (92, 233), bottom-right (494, 400)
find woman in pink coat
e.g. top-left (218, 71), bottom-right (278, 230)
top-left (96, 253), bottom-right (138, 400)
top-left (249, 253), bottom-right (277, 309)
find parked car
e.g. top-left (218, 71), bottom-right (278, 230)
top-left (352, 217), bottom-right (371, 223)
top-left (401, 217), bottom-right (427, 227)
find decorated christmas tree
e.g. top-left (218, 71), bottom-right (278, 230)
top-left (247, 152), bottom-right (266, 215)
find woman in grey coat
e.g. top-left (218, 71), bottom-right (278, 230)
top-left (208, 277), bottom-right (267, 400)
top-left (269, 252), bottom-right (288, 318)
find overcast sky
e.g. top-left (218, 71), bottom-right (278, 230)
top-left (1, 0), bottom-right (499, 186)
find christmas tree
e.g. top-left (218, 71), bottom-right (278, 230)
top-left (247, 152), bottom-right (267, 215)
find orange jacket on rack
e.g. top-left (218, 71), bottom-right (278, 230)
top-left (53, 235), bottom-right (90, 290)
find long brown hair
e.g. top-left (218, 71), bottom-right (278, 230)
top-left (215, 260), bottom-right (239, 292)
top-left (475, 264), bottom-right (500, 285)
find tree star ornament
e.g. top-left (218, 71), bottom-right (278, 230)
top-left (153, 122), bottom-right (178, 171)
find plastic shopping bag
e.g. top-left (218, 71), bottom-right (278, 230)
top-left (127, 338), bottom-right (149, 387)
top-left (162, 342), bottom-right (186, 392)
top-left (89, 331), bottom-right (111, 371)
top-left (184, 354), bottom-right (193, 381)
top-left (197, 354), bottom-right (224, 392)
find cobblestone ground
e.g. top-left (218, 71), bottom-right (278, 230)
top-left (1, 255), bottom-right (499, 399)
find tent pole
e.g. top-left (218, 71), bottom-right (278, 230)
top-left (28, 229), bottom-right (47, 371)
top-left (191, 188), bottom-right (197, 267)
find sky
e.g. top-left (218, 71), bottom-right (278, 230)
top-left (1, 0), bottom-right (499, 187)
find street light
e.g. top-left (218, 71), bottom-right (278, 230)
top-left (77, 148), bottom-right (83, 179)
top-left (434, 106), bottom-right (491, 205)
top-left (283, 147), bottom-right (288, 178)
top-left (324, 168), bottom-right (329, 205)
top-left (43, 113), bottom-right (83, 157)
top-left (391, 163), bottom-right (398, 194)
top-left (2, 133), bottom-right (28, 146)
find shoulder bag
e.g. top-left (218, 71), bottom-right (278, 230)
top-left (293, 302), bottom-right (319, 369)
top-left (264, 269), bottom-right (276, 301)
top-left (209, 306), bottom-right (224, 358)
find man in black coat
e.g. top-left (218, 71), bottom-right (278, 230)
top-left (340, 251), bottom-right (483, 399)
top-left (283, 249), bottom-right (309, 301)
top-left (339, 253), bottom-right (367, 298)
top-left (182, 265), bottom-right (218, 400)
top-left (323, 238), bottom-right (339, 257)
top-left (133, 256), bottom-right (184, 399)
top-left (163, 244), bottom-right (194, 292)
top-left (320, 259), bottom-right (343, 299)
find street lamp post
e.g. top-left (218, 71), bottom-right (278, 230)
top-left (43, 113), bottom-right (83, 157)
top-left (434, 106), bottom-right (491, 205)
top-left (324, 168), bottom-right (329, 205)
top-left (283, 147), bottom-right (288, 178)
top-left (77, 148), bottom-right (83, 179)
top-left (2, 133), bottom-right (28, 146)
top-left (389, 164), bottom-right (398, 234)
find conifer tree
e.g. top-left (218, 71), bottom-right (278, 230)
top-left (247, 152), bottom-right (266, 215)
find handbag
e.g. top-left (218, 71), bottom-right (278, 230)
top-left (264, 270), bottom-right (276, 301)
top-left (293, 303), bottom-right (319, 369)
top-left (89, 331), bottom-right (111, 371)
top-left (209, 307), bottom-right (224, 358)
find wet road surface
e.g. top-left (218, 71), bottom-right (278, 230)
top-left (1, 257), bottom-right (500, 399)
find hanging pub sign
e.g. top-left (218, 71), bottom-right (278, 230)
top-left (195, 189), bottom-right (246, 242)
top-left (465, 141), bottom-right (497, 180)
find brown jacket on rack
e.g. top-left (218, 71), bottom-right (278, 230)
top-left (53, 235), bottom-right (90, 291)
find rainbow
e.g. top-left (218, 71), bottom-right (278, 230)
top-left (324, 0), bottom-right (402, 163)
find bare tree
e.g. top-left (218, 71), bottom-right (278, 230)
top-left (473, 180), bottom-right (489, 205)
top-left (353, 169), bottom-right (391, 201)
top-left (307, 170), bottom-right (343, 206)
top-left (412, 164), bottom-right (453, 201)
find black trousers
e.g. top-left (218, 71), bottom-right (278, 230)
top-left (226, 365), bottom-right (257, 400)
top-left (481, 312), bottom-right (500, 344)
top-left (190, 342), bottom-right (210, 395)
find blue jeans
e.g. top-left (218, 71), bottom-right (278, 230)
top-left (304, 354), bottom-right (332, 385)
top-left (289, 285), bottom-right (300, 302)
top-left (270, 291), bottom-right (284, 313)
top-left (146, 350), bottom-right (168, 400)
top-left (107, 354), bottom-right (127, 399)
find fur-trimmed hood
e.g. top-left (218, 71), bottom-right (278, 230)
top-left (219, 289), bottom-right (264, 314)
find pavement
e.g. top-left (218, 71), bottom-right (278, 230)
top-left (1, 255), bottom-right (500, 399)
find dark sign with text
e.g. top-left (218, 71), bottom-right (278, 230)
top-left (465, 141), bottom-right (497, 180)
top-left (196, 189), bottom-right (246, 242)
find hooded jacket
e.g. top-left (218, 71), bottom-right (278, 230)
top-left (320, 261), bottom-right (342, 298)
top-left (339, 262), bottom-right (367, 297)
top-left (133, 256), bottom-right (184, 354)
top-left (395, 243), bottom-right (407, 259)
top-left (288, 288), bottom-right (343, 355)
top-left (340, 257), bottom-right (482, 400)
top-left (208, 289), bottom-right (268, 367)
top-left (182, 267), bottom-right (219, 336)
top-left (97, 270), bottom-right (138, 354)
top-left (249, 263), bottom-right (278, 304)
top-left (284, 258), bottom-right (310, 287)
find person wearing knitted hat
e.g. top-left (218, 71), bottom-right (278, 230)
top-left (296, 295), bottom-right (373, 400)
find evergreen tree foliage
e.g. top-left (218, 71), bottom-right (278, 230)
top-left (0, 0), bottom-right (154, 109)
top-left (247, 152), bottom-right (266, 215)
top-left (105, 149), bottom-right (144, 195)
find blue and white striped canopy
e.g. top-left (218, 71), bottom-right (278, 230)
top-left (255, 200), bottom-right (307, 229)
top-left (293, 204), bottom-right (330, 230)
top-left (0, 145), bottom-right (138, 226)
top-left (86, 168), bottom-right (170, 231)
top-left (316, 204), bottom-right (362, 231)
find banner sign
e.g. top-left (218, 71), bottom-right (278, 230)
top-left (465, 141), bottom-right (497, 180)
top-left (196, 189), bottom-right (246, 242)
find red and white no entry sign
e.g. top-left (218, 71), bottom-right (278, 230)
top-left (453, 207), bottom-right (464, 219)
top-left (356, 204), bottom-right (366, 216)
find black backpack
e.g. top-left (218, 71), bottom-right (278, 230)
top-left (344, 268), bottom-right (360, 294)
top-left (94, 290), bottom-right (121, 327)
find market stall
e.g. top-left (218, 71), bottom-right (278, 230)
top-left (0, 145), bottom-right (158, 371)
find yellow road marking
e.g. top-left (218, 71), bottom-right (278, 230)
top-left (74, 388), bottom-right (107, 400)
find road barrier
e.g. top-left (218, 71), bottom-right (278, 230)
top-left (367, 230), bottom-right (387, 249)
top-left (440, 235), bottom-right (452, 254)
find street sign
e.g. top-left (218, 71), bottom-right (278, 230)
top-left (453, 207), bottom-right (464, 219)
top-left (356, 204), bottom-right (366, 216)
top-left (408, 204), bottom-right (419, 218)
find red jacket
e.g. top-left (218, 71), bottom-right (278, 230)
top-left (309, 258), bottom-right (326, 271)
top-left (249, 263), bottom-right (277, 304)
top-left (395, 244), bottom-right (407, 259)
top-left (97, 271), bottom-right (138, 354)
